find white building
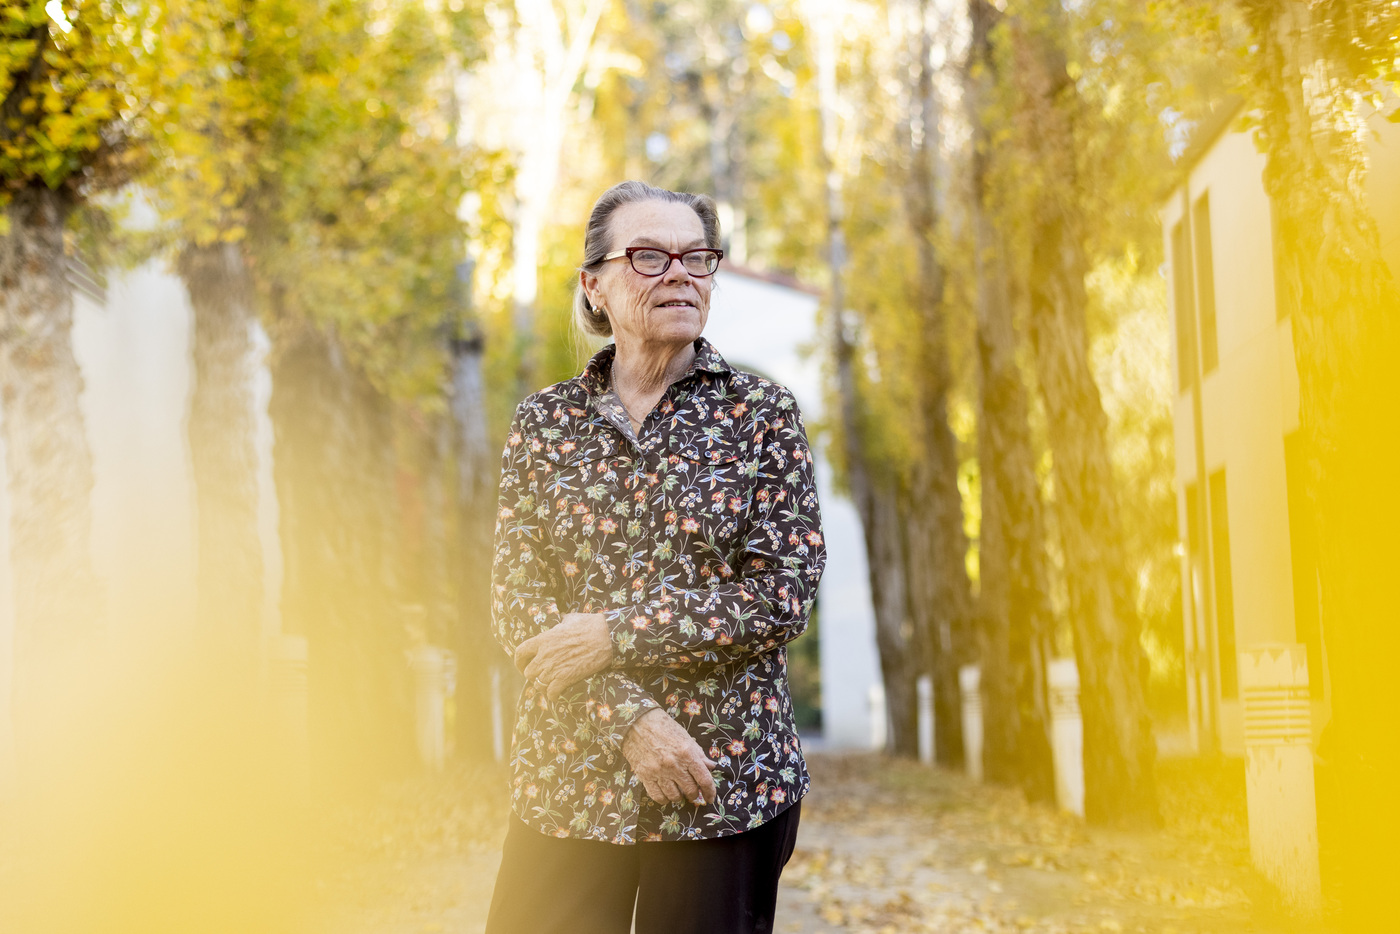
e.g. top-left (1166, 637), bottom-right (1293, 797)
top-left (708, 266), bottom-right (884, 750)
top-left (1161, 97), bottom-right (1400, 756)
top-left (1160, 96), bottom-right (1400, 910)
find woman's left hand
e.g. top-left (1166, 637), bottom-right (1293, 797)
top-left (515, 612), bottom-right (615, 703)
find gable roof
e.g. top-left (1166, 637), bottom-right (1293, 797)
top-left (1160, 95), bottom-right (1248, 206)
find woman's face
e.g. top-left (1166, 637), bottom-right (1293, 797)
top-left (581, 200), bottom-right (712, 348)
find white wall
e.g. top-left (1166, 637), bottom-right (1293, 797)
top-left (0, 254), bottom-right (286, 794)
top-left (71, 264), bottom-right (201, 650)
top-left (1162, 101), bottom-right (1400, 754)
top-left (707, 270), bottom-right (883, 749)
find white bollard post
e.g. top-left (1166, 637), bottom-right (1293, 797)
top-left (868, 682), bottom-right (888, 752)
top-left (1047, 658), bottom-right (1085, 817)
top-left (410, 645), bottom-right (447, 771)
top-left (959, 664), bottom-right (983, 782)
top-left (1240, 644), bottom-right (1321, 917)
top-left (917, 674), bottom-right (935, 765)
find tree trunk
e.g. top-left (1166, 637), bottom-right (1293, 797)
top-left (869, 479), bottom-right (918, 756)
top-left (0, 187), bottom-right (101, 766)
top-left (1013, 10), bottom-right (1159, 827)
top-left (178, 243), bottom-right (264, 668)
top-left (449, 327), bottom-right (504, 763)
top-left (966, 0), bottom-right (1055, 803)
top-left (1242, 2), bottom-right (1400, 921)
top-left (825, 195), bottom-right (921, 757)
top-left (270, 326), bottom-right (415, 787)
top-left (903, 0), bottom-right (973, 769)
top-left (810, 6), bottom-right (922, 754)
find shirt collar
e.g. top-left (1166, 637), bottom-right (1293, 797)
top-left (580, 335), bottom-right (732, 397)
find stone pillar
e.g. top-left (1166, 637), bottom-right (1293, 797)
top-left (867, 682), bottom-right (887, 752)
top-left (959, 664), bottom-right (982, 782)
top-left (916, 674), bottom-right (934, 765)
top-left (1240, 644), bottom-right (1321, 917)
top-left (1048, 657), bottom-right (1085, 817)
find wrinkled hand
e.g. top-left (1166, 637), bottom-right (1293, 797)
top-left (621, 708), bottom-right (719, 808)
top-left (515, 612), bottom-right (615, 703)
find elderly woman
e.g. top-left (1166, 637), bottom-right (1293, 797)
top-left (484, 180), bottom-right (826, 934)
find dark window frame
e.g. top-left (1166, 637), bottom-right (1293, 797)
top-left (1208, 469), bottom-right (1238, 699)
top-left (1192, 193), bottom-right (1219, 374)
top-left (1171, 218), bottom-right (1198, 392)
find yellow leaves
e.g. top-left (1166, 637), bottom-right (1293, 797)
top-left (42, 113), bottom-right (79, 150)
top-left (1, 0), bottom-right (157, 193)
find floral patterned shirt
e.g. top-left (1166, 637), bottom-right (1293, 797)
top-left (490, 335), bottom-right (826, 843)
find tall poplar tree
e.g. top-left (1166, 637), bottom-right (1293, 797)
top-left (900, 0), bottom-right (974, 768)
top-left (999, 0), bottom-right (1160, 826)
top-left (965, 0), bottom-right (1055, 802)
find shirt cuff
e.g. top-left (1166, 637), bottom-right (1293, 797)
top-left (584, 671), bottom-right (660, 751)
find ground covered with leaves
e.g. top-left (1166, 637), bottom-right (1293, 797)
top-left (292, 751), bottom-right (1327, 934)
top-left (774, 754), bottom-right (1322, 934)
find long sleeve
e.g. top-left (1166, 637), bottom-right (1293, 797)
top-left (500, 337), bottom-right (815, 843)
top-left (603, 389), bottom-right (826, 669)
top-left (490, 401), bottom-right (659, 750)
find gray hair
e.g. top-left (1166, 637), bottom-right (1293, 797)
top-left (573, 180), bottom-right (722, 338)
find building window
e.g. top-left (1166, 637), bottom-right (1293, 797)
top-left (1172, 219), bottom-right (1198, 391)
top-left (1284, 432), bottom-right (1324, 697)
top-left (1192, 194), bottom-right (1219, 374)
top-left (1208, 469), bottom-right (1238, 699)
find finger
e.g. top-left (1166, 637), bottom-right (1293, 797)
top-left (522, 652), bottom-right (549, 684)
top-left (659, 777), bottom-right (685, 806)
top-left (546, 675), bottom-right (572, 704)
top-left (684, 757), bottom-right (717, 805)
top-left (670, 764), bottom-right (701, 805)
top-left (514, 640), bottom-right (539, 670)
top-left (640, 774), bottom-right (667, 806)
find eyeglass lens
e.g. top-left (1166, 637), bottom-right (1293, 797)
top-left (630, 250), bottom-right (720, 276)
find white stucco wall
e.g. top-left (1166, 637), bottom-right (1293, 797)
top-left (0, 254), bottom-right (284, 795)
top-left (707, 269), bottom-right (883, 749)
top-left (1162, 97), bottom-right (1400, 755)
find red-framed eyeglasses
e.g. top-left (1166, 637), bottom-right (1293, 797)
top-left (602, 246), bottom-right (724, 277)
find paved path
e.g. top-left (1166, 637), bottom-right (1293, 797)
top-left (776, 754), bottom-right (1319, 933)
top-left (300, 753), bottom-right (1326, 934)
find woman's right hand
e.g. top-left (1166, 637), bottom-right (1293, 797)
top-left (620, 708), bottom-right (719, 808)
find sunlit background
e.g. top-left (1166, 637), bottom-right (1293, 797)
top-left (2, 0), bottom-right (1399, 931)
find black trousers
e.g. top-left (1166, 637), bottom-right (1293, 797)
top-left (484, 802), bottom-right (802, 934)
